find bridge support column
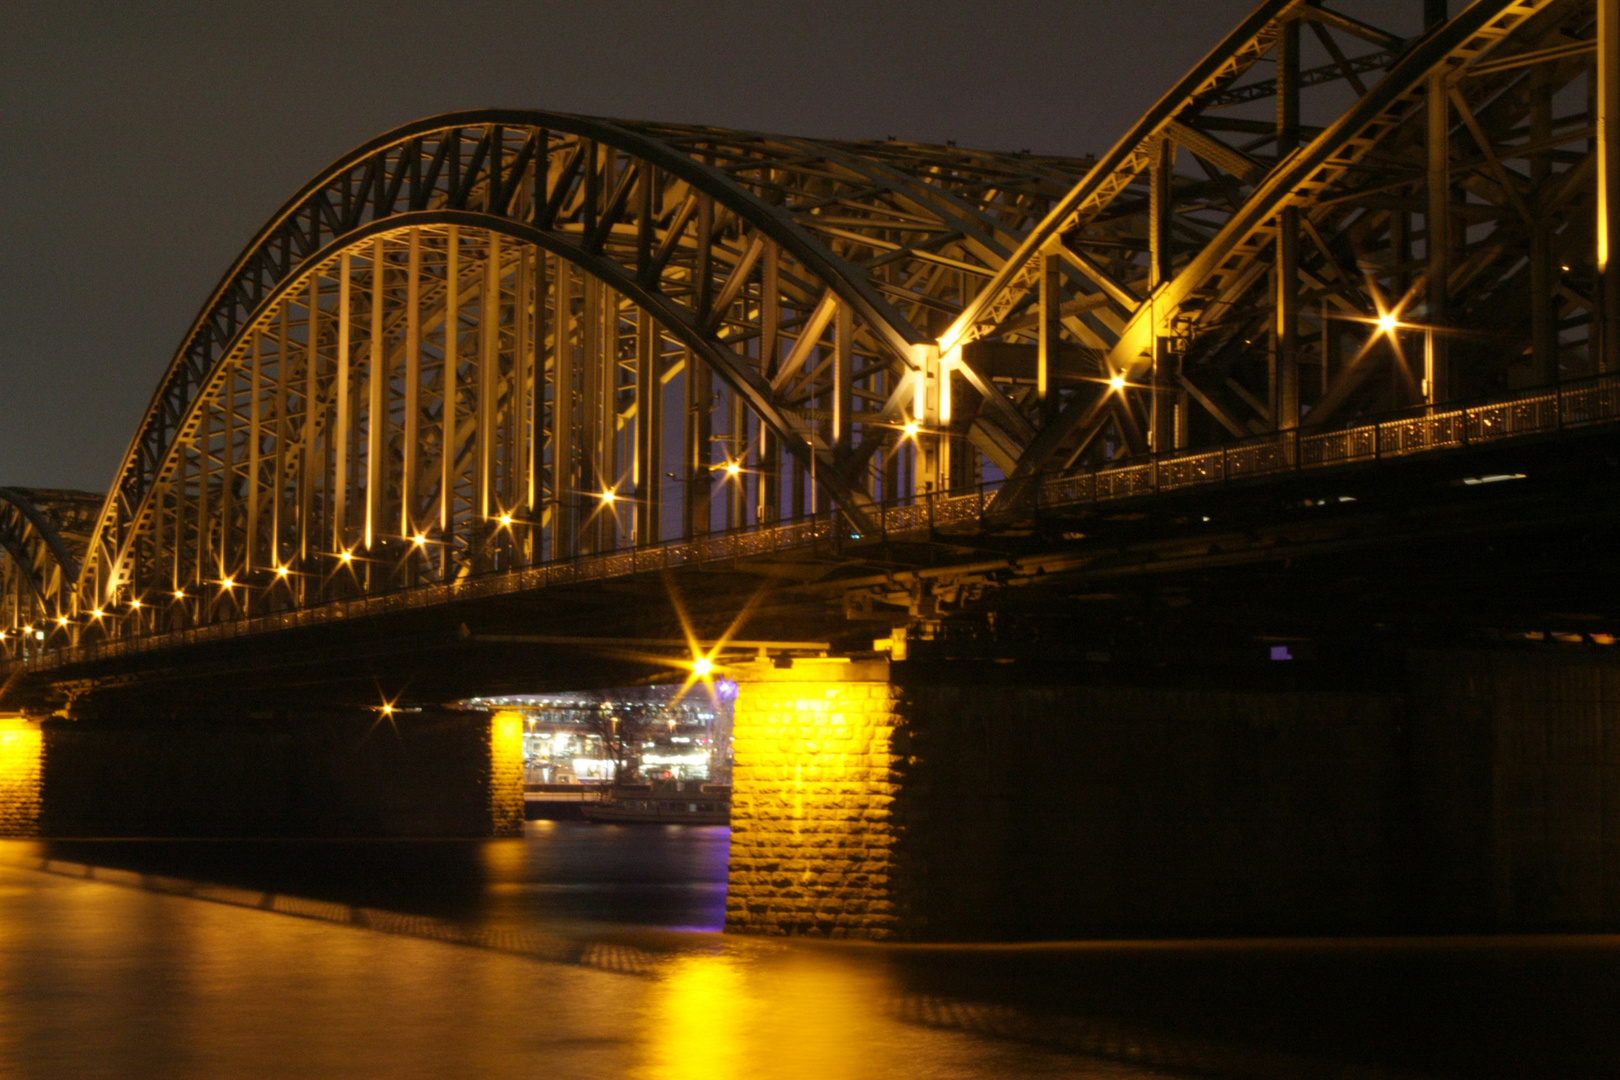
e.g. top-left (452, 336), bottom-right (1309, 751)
top-left (15, 706), bottom-right (522, 839)
top-left (725, 659), bottom-right (906, 939)
top-left (0, 715), bottom-right (42, 837)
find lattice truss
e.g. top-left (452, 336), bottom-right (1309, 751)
top-left (21, 0), bottom-right (1618, 646)
top-left (946, 0), bottom-right (1603, 479)
top-left (66, 114), bottom-right (1087, 631)
top-left (0, 489), bottom-right (100, 646)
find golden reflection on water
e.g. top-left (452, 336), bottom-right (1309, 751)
top-left (636, 950), bottom-right (894, 1080)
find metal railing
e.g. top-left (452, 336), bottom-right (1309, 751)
top-left (13, 372), bottom-right (1620, 674)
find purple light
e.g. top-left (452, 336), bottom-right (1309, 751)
top-left (1270, 646), bottom-right (1293, 661)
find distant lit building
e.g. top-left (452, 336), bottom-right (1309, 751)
top-left (457, 682), bottom-right (734, 785)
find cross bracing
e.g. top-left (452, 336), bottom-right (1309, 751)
top-left (5, 0), bottom-right (1620, 658)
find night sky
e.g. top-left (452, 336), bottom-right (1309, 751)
top-left (1, 0), bottom-right (1427, 492)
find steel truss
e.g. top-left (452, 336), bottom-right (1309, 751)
top-left (0, 489), bottom-right (100, 656)
top-left (14, 0), bottom-right (1617, 651)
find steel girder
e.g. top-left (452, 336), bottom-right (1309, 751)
top-left (71, 113), bottom-right (1091, 625)
top-left (0, 489), bottom-right (100, 650)
top-left (953, 0), bottom-right (1596, 486)
top-left (56, 0), bottom-right (1617, 647)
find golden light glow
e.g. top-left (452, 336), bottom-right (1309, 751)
top-left (489, 710), bottom-right (526, 833)
top-left (174, 590), bottom-right (186, 600)
top-left (1108, 373), bottom-right (1127, 391)
top-left (90, 609), bottom-right (103, 620)
top-left (338, 550), bottom-right (353, 564)
top-left (0, 716), bottom-right (43, 833)
top-left (276, 565), bottom-right (290, 577)
top-left (220, 577), bottom-right (234, 590)
top-left (693, 656), bottom-right (715, 677)
top-left (1377, 312), bottom-right (1398, 334)
top-left (600, 489), bottom-right (617, 504)
top-left (412, 534), bottom-right (427, 547)
top-left (497, 513), bottom-right (513, 527)
top-left (724, 461), bottom-right (742, 477)
top-left (56, 616), bottom-right (69, 627)
top-left (128, 598), bottom-right (141, 610)
top-left (902, 419), bottom-right (920, 437)
top-left (381, 704), bottom-right (393, 716)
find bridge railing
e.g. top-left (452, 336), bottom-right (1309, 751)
top-left (12, 372), bottom-right (1620, 674)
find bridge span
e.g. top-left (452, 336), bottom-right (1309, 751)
top-left (6, 0), bottom-right (1620, 941)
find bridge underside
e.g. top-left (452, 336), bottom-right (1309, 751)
top-left (11, 419), bottom-right (1618, 718)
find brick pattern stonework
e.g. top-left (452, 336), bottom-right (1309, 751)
top-left (488, 711), bottom-right (526, 837)
top-left (726, 660), bottom-right (902, 939)
top-left (0, 720), bottom-right (42, 838)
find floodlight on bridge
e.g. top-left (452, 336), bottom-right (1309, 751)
top-left (6, 0), bottom-right (1614, 660)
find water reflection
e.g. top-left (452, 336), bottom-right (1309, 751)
top-left (637, 951), bottom-right (899, 1080)
top-left (32, 820), bottom-right (730, 931)
top-left (1, 830), bottom-right (1619, 1078)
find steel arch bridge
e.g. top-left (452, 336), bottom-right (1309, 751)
top-left (0, 489), bottom-right (102, 651)
top-left (7, 0), bottom-right (1620, 663)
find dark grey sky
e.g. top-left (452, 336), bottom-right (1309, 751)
top-left (0, 0), bottom-right (1425, 491)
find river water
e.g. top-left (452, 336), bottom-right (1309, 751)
top-left (0, 824), bottom-right (1615, 1079)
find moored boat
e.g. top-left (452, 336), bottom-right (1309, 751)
top-left (582, 780), bottom-right (731, 824)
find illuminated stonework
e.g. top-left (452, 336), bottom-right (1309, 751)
top-left (726, 660), bottom-right (901, 939)
top-left (0, 716), bottom-right (42, 837)
top-left (489, 711), bottom-right (526, 837)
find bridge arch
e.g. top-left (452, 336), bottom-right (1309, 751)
top-left (71, 114), bottom-right (1092, 626)
top-left (0, 489), bottom-right (100, 653)
top-left (948, 0), bottom-right (1589, 480)
top-left (48, 0), bottom-right (1611, 647)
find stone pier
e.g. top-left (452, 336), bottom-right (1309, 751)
top-left (0, 708), bottom-right (522, 838)
top-left (725, 647), bottom-right (1620, 941)
top-left (725, 659), bottom-right (905, 938)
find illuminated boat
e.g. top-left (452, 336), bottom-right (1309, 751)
top-left (581, 780), bottom-right (731, 824)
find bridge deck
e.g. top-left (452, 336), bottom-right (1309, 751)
top-left (13, 372), bottom-right (1619, 678)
